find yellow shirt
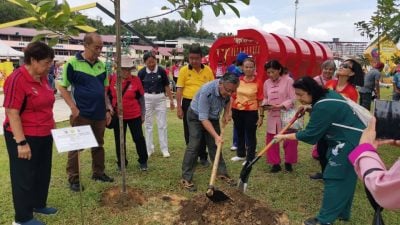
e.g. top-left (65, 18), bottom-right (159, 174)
top-left (232, 76), bottom-right (264, 111)
top-left (176, 64), bottom-right (214, 99)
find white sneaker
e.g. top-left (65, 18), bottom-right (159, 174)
top-left (230, 146), bottom-right (238, 151)
top-left (163, 152), bottom-right (170, 158)
top-left (231, 156), bottom-right (246, 161)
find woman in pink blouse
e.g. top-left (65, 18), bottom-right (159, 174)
top-left (262, 60), bottom-right (297, 173)
top-left (349, 117), bottom-right (400, 210)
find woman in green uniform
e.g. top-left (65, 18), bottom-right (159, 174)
top-left (275, 76), bottom-right (365, 225)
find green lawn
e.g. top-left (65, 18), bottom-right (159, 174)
top-left (0, 87), bottom-right (399, 225)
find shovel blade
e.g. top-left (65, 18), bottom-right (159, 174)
top-left (237, 162), bottom-right (253, 192)
top-left (206, 189), bottom-right (230, 203)
top-left (237, 178), bottom-right (248, 192)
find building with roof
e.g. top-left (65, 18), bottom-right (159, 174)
top-left (320, 38), bottom-right (369, 59)
top-left (0, 27), bottom-right (184, 63)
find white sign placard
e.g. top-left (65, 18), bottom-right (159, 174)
top-left (51, 125), bottom-right (98, 153)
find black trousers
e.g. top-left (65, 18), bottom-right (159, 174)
top-left (232, 109), bottom-right (258, 162)
top-left (182, 98), bottom-right (207, 160)
top-left (317, 139), bottom-right (328, 173)
top-left (359, 92), bottom-right (372, 111)
top-left (4, 130), bottom-right (53, 223)
top-left (113, 116), bottom-right (148, 166)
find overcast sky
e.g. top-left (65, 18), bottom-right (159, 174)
top-left (64, 0), bottom-right (376, 42)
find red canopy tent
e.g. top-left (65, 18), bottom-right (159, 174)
top-left (209, 29), bottom-right (333, 81)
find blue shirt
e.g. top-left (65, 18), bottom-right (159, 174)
top-left (138, 65), bottom-right (169, 93)
top-left (190, 79), bottom-right (230, 121)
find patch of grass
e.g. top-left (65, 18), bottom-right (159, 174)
top-left (0, 87), bottom-right (399, 224)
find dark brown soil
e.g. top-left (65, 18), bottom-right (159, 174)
top-left (100, 186), bottom-right (288, 225)
top-left (175, 188), bottom-right (289, 225)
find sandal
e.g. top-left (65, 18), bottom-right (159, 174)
top-left (180, 179), bottom-right (197, 192)
top-left (217, 174), bottom-right (237, 187)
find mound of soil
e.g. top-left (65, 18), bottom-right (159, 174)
top-left (100, 186), bottom-right (288, 225)
top-left (101, 186), bottom-right (146, 210)
top-left (175, 188), bottom-right (289, 225)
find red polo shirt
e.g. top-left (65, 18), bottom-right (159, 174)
top-left (3, 65), bottom-right (55, 136)
top-left (108, 74), bottom-right (144, 119)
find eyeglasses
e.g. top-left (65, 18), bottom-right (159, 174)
top-left (340, 63), bottom-right (352, 70)
top-left (222, 84), bottom-right (235, 94)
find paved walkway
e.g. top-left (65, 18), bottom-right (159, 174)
top-left (0, 93), bottom-right (71, 135)
top-left (0, 93), bottom-right (175, 135)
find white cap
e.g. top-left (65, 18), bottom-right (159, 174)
top-left (120, 55), bottom-right (135, 68)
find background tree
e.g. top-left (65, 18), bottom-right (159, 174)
top-left (197, 27), bottom-right (215, 39)
top-left (216, 32), bottom-right (234, 38)
top-left (85, 16), bottom-right (116, 35)
top-left (357, 54), bottom-right (371, 70)
top-left (182, 43), bottom-right (209, 61)
top-left (130, 0), bottom-right (250, 24)
top-left (355, 0), bottom-right (400, 42)
top-left (7, 0), bottom-right (88, 46)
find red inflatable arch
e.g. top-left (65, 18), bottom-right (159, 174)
top-left (209, 29), bottom-right (333, 81)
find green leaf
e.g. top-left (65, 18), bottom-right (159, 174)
top-left (47, 37), bottom-right (59, 47)
top-left (31, 33), bottom-right (46, 42)
top-left (61, 1), bottom-right (71, 17)
top-left (73, 14), bottom-right (87, 25)
top-left (14, 0), bottom-right (35, 12)
top-left (53, 13), bottom-right (70, 25)
top-left (212, 4), bottom-right (221, 17)
top-left (161, 6), bottom-right (170, 10)
top-left (183, 8), bottom-right (192, 20)
top-left (226, 3), bottom-right (240, 17)
top-left (188, 2), bottom-right (194, 10)
top-left (45, 9), bottom-right (57, 19)
top-left (218, 3), bottom-right (226, 15)
top-left (39, 3), bottom-right (55, 15)
top-left (193, 8), bottom-right (203, 22)
top-left (240, 0), bottom-right (250, 5)
top-left (37, 0), bottom-right (54, 8)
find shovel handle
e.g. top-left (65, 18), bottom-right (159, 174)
top-left (256, 108), bottom-right (304, 157)
top-left (208, 122), bottom-right (226, 188)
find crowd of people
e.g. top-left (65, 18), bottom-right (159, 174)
top-left (3, 33), bottom-right (399, 225)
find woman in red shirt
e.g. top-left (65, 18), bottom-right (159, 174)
top-left (108, 56), bottom-right (147, 171)
top-left (325, 59), bottom-right (364, 102)
top-left (3, 42), bottom-right (56, 225)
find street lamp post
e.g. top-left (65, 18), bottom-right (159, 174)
top-left (294, 0), bottom-right (299, 38)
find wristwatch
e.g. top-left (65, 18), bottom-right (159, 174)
top-left (16, 140), bottom-right (27, 146)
